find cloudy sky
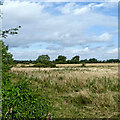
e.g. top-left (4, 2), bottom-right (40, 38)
top-left (1, 0), bottom-right (118, 60)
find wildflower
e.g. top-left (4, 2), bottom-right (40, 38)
top-left (51, 115), bottom-right (53, 120)
top-left (10, 108), bottom-right (12, 113)
top-left (48, 112), bottom-right (51, 115)
top-left (46, 116), bottom-right (49, 120)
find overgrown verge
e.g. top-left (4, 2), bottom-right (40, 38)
top-left (2, 72), bottom-right (52, 119)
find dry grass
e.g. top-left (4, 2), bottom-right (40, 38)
top-left (15, 63), bottom-right (118, 68)
top-left (56, 63), bottom-right (118, 67)
top-left (11, 67), bottom-right (65, 72)
top-left (11, 66), bottom-right (118, 79)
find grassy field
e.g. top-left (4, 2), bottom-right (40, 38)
top-left (10, 64), bottom-right (119, 118)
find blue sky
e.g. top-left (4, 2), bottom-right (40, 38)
top-left (2, 0), bottom-right (118, 60)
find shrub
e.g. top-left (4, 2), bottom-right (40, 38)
top-left (20, 65), bottom-right (26, 68)
top-left (81, 62), bottom-right (86, 67)
top-left (33, 62), bottom-right (56, 68)
top-left (33, 63), bottom-right (47, 68)
top-left (2, 75), bottom-right (50, 119)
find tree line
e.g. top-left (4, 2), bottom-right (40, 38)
top-left (13, 55), bottom-right (120, 65)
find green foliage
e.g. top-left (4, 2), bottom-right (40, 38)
top-left (1, 41), bottom-right (13, 85)
top-left (2, 41), bottom-right (13, 72)
top-left (1, 27), bottom-right (21, 83)
top-left (34, 63), bottom-right (46, 68)
top-left (34, 62), bottom-right (56, 68)
top-left (2, 74), bottom-right (50, 119)
top-left (1, 26), bottom-right (21, 119)
top-left (1, 42), bottom-right (51, 119)
top-left (106, 59), bottom-right (120, 63)
top-left (1, 26), bottom-right (51, 119)
top-left (81, 62), bottom-right (86, 67)
top-left (1, 26), bottom-right (21, 39)
top-left (88, 58), bottom-right (98, 63)
top-left (55, 55), bottom-right (67, 64)
top-left (36, 55), bottom-right (50, 63)
top-left (71, 56), bottom-right (79, 61)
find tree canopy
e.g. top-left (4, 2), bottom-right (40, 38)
top-left (70, 56), bottom-right (80, 64)
top-left (55, 55), bottom-right (67, 64)
top-left (36, 55), bottom-right (50, 63)
top-left (1, 26), bottom-right (21, 84)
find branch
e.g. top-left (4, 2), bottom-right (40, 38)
top-left (1, 26), bottom-right (21, 38)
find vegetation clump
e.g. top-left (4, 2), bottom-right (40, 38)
top-left (1, 27), bottom-right (52, 119)
top-left (81, 62), bottom-right (86, 67)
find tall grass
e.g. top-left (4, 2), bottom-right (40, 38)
top-left (10, 66), bottom-right (119, 118)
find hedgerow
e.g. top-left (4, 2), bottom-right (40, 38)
top-left (1, 27), bottom-right (51, 119)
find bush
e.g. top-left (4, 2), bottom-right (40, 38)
top-left (33, 62), bottom-right (56, 68)
top-left (33, 63), bottom-right (47, 68)
top-left (2, 75), bottom-right (50, 119)
top-left (20, 65), bottom-right (26, 68)
top-left (81, 62), bottom-right (86, 67)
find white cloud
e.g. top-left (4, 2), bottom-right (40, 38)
top-left (9, 46), bottom-right (118, 60)
top-left (3, 1), bottom-right (117, 47)
top-left (107, 48), bottom-right (118, 54)
top-left (93, 32), bottom-right (112, 42)
top-left (73, 6), bottom-right (89, 15)
top-left (2, 1), bottom-right (118, 60)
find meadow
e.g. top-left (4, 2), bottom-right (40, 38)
top-left (10, 63), bottom-right (119, 118)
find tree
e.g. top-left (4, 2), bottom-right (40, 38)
top-left (1, 26), bottom-right (21, 84)
top-left (1, 26), bottom-right (21, 38)
top-left (55, 55), bottom-right (67, 64)
top-left (88, 58), bottom-right (98, 63)
top-left (71, 56), bottom-right (79, 61)
top-left (71, 55), bottom-right (80, 64)
top-left (106, 59), bottom-right (120, 63)
top-left (36, 55), bottom-right (50, 63)
top-left (80, 59), bottom-right (87, 63)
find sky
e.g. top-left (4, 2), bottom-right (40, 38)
top-left (1, 0), bottom-right (118, 60)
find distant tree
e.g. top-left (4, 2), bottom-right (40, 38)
top-left (106, 59), bottom-right (120, 63)
top-left (80, 59), bottom-right (87, 63)
top-left (71, 56), bottom-right (79, 61)
top-left (88, 58), bottom-right (98, 63)
top-left (71, 56), bottom-right (80, 64)
top-left (66, 60), bottom-right (71, 64)
top-left (29, 60), bottom-right (32, 63)
top-left (55, 55), bottom-right (67, 64)
top-left (36, 55), bottom-right (50, 63)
